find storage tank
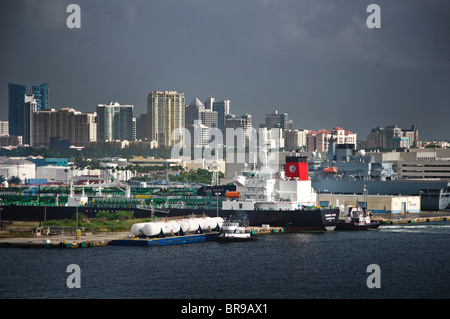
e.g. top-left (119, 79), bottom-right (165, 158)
top-left (185, 219), bottom-right (201, 232)
top-left (131, 223), bottom-right (147, 236)
top-left (143, 222), bottom-right (164, 237)
top-left (175, 220), bottom-right (189, 233)
top-left (209, 217), bottom-right (224, 230)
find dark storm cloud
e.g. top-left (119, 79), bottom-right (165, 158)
top-left (1, 0), bottom-right (449, 140)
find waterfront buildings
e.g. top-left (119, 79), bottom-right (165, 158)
top-left (32, 83), bottom-right (49, 111)
top-left (97, 102), bottom-right (134, 141)
top-left (147, 90), bottom-right (185, 148)
top-left (366, 125), bottom-right (419, 150)
top-left (8, 83), bottom-right (49, 137)
top-left (185, 98), bottom-right (205, 126)
top-left (8, 83), bottom-right (26, 137)
top-left (22, 95), bottom-right (38, 146)
top-left (0, 121), bottom-right (9, 136)
top-left (284, 129), bottom-right (309, 150)
top-left (33, 108), bottom-right (97, 147)
top-left (224, 113), bottom-right (252, 146)
top-left (264, 110), bottom-right (292, 130)
top-left (306, 126), bottom-right (357, 152)
top-left (206, 98), bottom-right (230, 133)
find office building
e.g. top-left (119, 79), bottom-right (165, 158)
top-left (185, 97), bottom-right (205, 126)
top-left (224, 113), bottom-right (252, 146)
top-left (97, 102), bottom-right (134, 141)
top-left (212, 99), bottom-right (230, 133)
top-left (147, 90), bottom-right (185, 148)
top-left (265, 110), bottom-right (292, 130)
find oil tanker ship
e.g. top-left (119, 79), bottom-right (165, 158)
top-left (0, 156), bottom-right (338, 231)
top-left (220, 156), bottom-right (339, 231)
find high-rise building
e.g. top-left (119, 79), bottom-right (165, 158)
top-left (200, 109), bottom-right (218, 129)
top-left (147, 90), bottom-right (185, 148)
top-left (212, 99), bottom-right (230, 133)
top-left (185, 97), bottom-right (205, 126)
top-left (366, 125), bottom-right (419, 150)
top-left (8, 83), bottom-right (27, 136)
top-left (33, 108), bottom-right (97, 147)
top-left (8, 83), bottom-right (49, 137)
top-left (32, 83), bottom-right (49, 111)
top-left (284, 129), bottom-right (309, 150)
top-left (224, 113), bottom-right (252, 146)
top-left (139, 114), bottom-right (148, 139)
top-left (264, 110), bottom-right (292, 130)
top-left (97, 102), bottom-right (134, 141)
top-left (0, 121), bottom-right (9, 136)
top-left (23, 94), bottom-right (38, 146)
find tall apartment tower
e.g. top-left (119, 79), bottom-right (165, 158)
top-left (97, 102), bottom-right (134, 141)
top-left (147, 90), bottom-right (185, 148)
top-left (33, 108), bottom-right (97, 147)
top-left (32, 83), bottom-right (49, 111)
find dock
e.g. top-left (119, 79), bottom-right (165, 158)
top-left (0, 231), bottom-right (124, 249)
top-left (247, 225), bottom-right (284, 234)
top-left (368, 211), bottom-right (450, 225)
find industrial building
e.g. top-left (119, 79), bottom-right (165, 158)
top-left (318, 193), bottom-right (421, 214)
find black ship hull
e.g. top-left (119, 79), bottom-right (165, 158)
top-left (0, 205), bottom-right (339, 232)
top-left (335, 221), bottom-right (380, 231)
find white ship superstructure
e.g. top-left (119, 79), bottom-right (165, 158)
top-left (223, 156), bottom-right (317, 211)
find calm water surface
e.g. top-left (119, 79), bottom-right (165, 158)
top-left (0, 221), bottom-right (449, 299)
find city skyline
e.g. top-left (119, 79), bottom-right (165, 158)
top-left (1, 0), bottom-right (449, 141)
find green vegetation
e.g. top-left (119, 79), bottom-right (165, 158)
top-left (169, 168), bottom-right (224, 184)
top-left (42, 210), bottom-right (154, 232)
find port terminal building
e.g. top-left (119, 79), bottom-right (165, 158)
top-left (317, 193), bottom-right (421, 214)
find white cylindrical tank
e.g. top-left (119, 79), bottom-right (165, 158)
top-left (143, 222), bottom-right (164, 237)
top-left (209, 217), bottom-right (224, 230)
top-left (175, 220), bottom-right (189, 233)
top-left (186, 219), bottom-right (201, 232)
top-left (131, 223), bottom-right (147, 236)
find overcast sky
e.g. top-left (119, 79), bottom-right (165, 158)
top-left (1, 0), bottom-right (449, 141)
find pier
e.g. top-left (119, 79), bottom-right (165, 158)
top-left (367, 211), bottom-right (450, 225)
top-left (247, 225), bottom-right (285, 234)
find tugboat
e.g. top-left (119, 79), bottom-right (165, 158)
top-left (216, 220), bottom-right (256, 242)
top-left (335, 206), bottom-right (380, 231)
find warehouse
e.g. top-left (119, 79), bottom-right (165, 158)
top-left (318, 193), bottom-right (421, 214)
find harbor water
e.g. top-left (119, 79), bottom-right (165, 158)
top-left (0, 221), bottom-right (449, 299)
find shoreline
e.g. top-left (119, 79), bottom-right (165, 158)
top-left (1, 211), bottom-right (450, 248)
